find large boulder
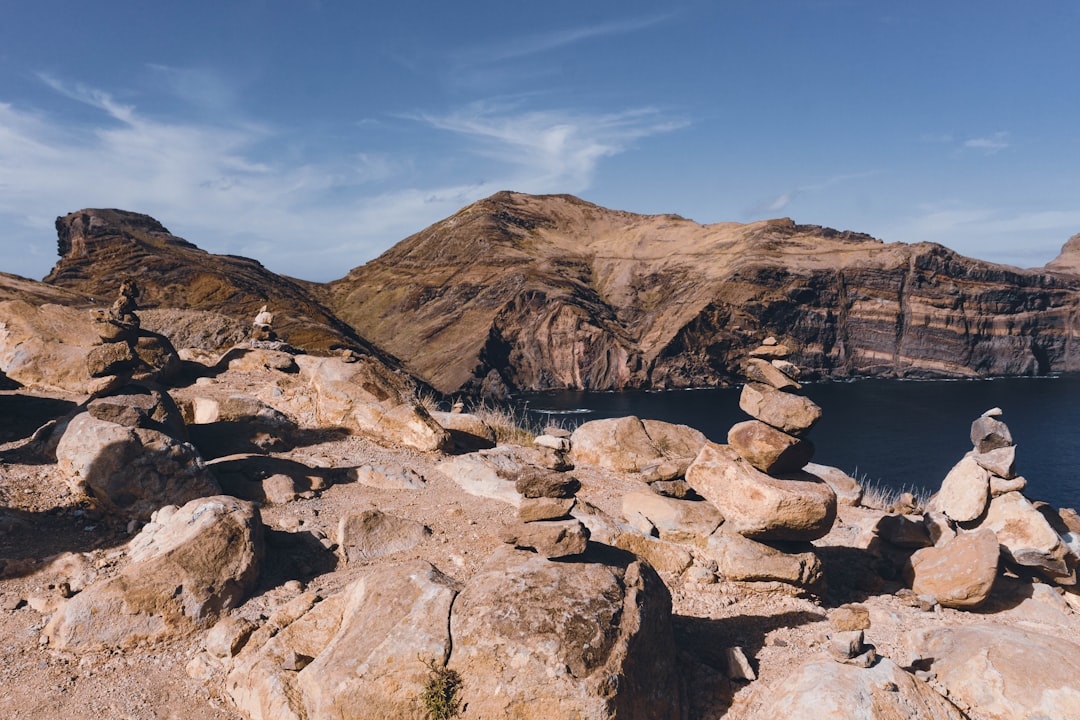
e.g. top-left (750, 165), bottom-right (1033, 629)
top-left (448, 547), bottom-right (681, 719)
top-left (225, 560), bottom-right (460, 720)
top-left (755, 656), bottom-right (965, 719)
top-left (640, 419), bottom-right (709, 459)
top-left (296, 355), bottom-right (449, 453)
top-left (337, 510), bottom-right (431, 563)
top-left (905, 625), bottom-right (1080, 720)
top-left (571, 416), bottom-right (665, 472)
top-left (0, 301), bottom-right (99, 392)
top-left (45, 496), bottom-right (263, 652)
top-left (803, 463), bottom-right (863, 506)
top-left (906, 528), bottom-right (999, 608)
top-left (55, 403), bottom-right (219, 521)
top-left (981, 491), bottom-right (1074, 583)
top-left (686, 442), bottom-right (836, 541)
top-left (621, 491), bottom-right (724, 543)
top-left (700, 527), bottom-right (823, 589)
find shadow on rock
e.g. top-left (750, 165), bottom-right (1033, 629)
top-left (189, 422), bottom-right (350, 460)
top-left (0, 394), bottom-right (78, 446)
top-left (0, 507), bottom-right (129, 579)
top-left (257, 528), bottom-right (339, 591)
top-left (208, 454), bottom-right (347, 504)
top-left (816, 544), bottom-right (892, 607)
top-left (673, 609), bottom-right (827, 720)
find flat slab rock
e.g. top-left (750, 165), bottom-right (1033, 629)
top-left (905, 624), bottom-right (1080, 720)
top-left (752, 656), bottom-right (965, 719)
top-left (907, 527), bottom-right (999, 609)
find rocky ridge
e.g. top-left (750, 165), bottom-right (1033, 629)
top-left (328, 191), bottom-right (1080, 394)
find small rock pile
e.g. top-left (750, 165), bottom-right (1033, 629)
top-left (683, 338), bottom-right (837, 591)
top-left (85, 278), bottom-right (181, 393)
top-left (905, 408), bottom-right (1080, 609)
top-left (250, 304), bottom-right (277, 341)
top-left (500, 466), bottom-right (587, 559)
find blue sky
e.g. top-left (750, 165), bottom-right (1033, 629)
top-left (1, 0), bottom-right (1078, 281)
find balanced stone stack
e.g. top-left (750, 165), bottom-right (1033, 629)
top-left (911, 408), bottom-right (1080, 602)
top-left (499, 467), bottom-right (588, 559)
top-left (684, 338), bottom-right (837, 590)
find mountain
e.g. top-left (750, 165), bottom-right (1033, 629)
top-left (42, 209), bottom-right (381, 356)
top-left (327, 191), bottom-right (1080, 394)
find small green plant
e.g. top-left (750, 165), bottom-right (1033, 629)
top-left (419, 657), bottom-right (462, 720)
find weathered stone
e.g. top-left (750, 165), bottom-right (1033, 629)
top-left (641, 419), bottom-right (709, 459)
top-left (771, 358), bottom-right (801, 379)
top-left (829, 604), bottom-right (870, 632)
top-left (448, 547), bottom-right (681, 720)
top-left (727, 419), bottom-right (814, 474)
top-left (744, 357), bottom-right (801, 391)
top-left (351, 463), bottom-right (426, 490)
top-left (905, 625), bottom-right (1080, 720)
top-left (261, 474), bottom-right (299, 504)
top-left (723, 646), bottom-right (756, 681)
top-left (639, 458), bottom-right (690, 483)
top-left (499, 519), bottom-right (589, 558)
top-left (430, 410), bottom-right (496, 451)
top-left (686, 442), bottom-right (836, 541)
top-left (45, 496), bottom-right (262, 652)
top-left (923, 511), bottom-right (957, 546)
top-left (86, 341), bottom-right (137, 377)
top-left (828, 629), bottom-right (864, 659)
top-left (756, 656), bottom-right (966, 720)
top-left (907, 528), bottom-right (999, 609)
top-left (225, 560), bottom-right (460, 720)
top-left (621, 490), bottom-right (723, 543)
top-left (938, 454), bottom-right (990, 522)
top-left (296, 355), bottom-right (449, 453)
top-left (437, 448), bottom-right (523, 506)
top-left (337, 510), bottom-right (431, 563)
top-left (514, 467), bottom-right (580, 498)
top-left (55, 411), bottom-right (219, 521)
top-left (748, 343), bottom-right (792, 360)
top-left (803, 463), bottom-right (863, 506)
top-left (972, 444), bottom-right (1017, 479)
top-left (970, 414), bottom-right (1013, 453)
top-left (570, 416), bottom-right (664, 472)
top-left (206, 616), bottom-right (257, 660)
top-left (518, 497), bottom-right (576, 522)
top-left (739, 382), bottom-right (822, 435)
top-left (86, 385), bottom-right (189, 438)
top-left (650, 479), bottom-right (693, 498)
top-left (981, 491), bottom-right (1073, 582)
top-left (990, 474), bottom-right (1027, 496)
top-left (701, 527), bottom-right (823, 588)
top-left (534, 433), bottom-right (571, 452)
top-left (610, 532), bottom-right (694, 574)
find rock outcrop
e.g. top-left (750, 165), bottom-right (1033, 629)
top-left (326, 191), bottom-right (1080, 394)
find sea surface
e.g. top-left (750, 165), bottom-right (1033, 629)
top-left (518, 376), bottom-right (1080, 512)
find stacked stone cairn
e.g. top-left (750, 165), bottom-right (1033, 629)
top-left (85, 278), bottom-right (181, 394)
top-left (684, 337), bottom-right (837, 592)
top-left (903, 408), bottom-right (1080, 610)
top-left (250, 304), bottom-right (277, 341)
top-left (500, 465), bottom-right (587, 559)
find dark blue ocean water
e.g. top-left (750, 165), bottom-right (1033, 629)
top-left (518, 376), bottom-right (1080, 511)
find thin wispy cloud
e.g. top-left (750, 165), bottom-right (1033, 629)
top-left (749, 171), bottom-right (881, 216)
top-left (454, 14), bottom-right (673, 67)
top-left (0, 77), bottom-right (687, 281)
top-left (963, 131), bottom-right (1010, 154)
top-left (417, 102), bottom-right (687, 193)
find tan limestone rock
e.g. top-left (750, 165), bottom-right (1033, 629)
top-left (755, 656), bottom-right (965, 719)
top-left (907, 528), bottom-right (999, 609)
top-left (981, 491), bottom-right (1073, 582)
top-left (45, 496), bottom-right (263, 652)
top-left (430, 410), bottom-right (496, 451)
top-left (686, 442), bottom-right (836, 541)
top-left (499, 518), bottom-right (589, 558)
top-left (905, 625), bottom-right (1080, 720)
top-left (570, 416), bottom-right (665, 472)
top-left (738, 382), bottom-right (822, 435)
top-left (337, 510), bottom-right (431, 563)
top-left (972, 444), bottom-right (1017, 479)
top-left (727, 419), bottom-right (814, 474)
top-left (517, 497), bottom-right (576, 522)
top-left (938, 454), bottom-right (990, 523)
top-left (803, 463), bottom-right (863, 506)
top-left (641, 418), bottom-right (710, 459)
top-left (744, 357), bottom-right (801, 391)
top-left (621, 490), bottom-right (723, 543)
top-left (700, 528), bottom-right (823, 588)
top-left (970, 414), bottom-right (1013, 453)
top-left (448, 547), bottom-right (681, 720)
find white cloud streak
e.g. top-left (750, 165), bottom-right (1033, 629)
top-left (962, 131), bottom-right (1010, 154)
top-left (0, 78), bottom-right (685, 281)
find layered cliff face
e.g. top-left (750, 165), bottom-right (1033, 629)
top-left (328, 192), bottom-right (1080, 394)
top-left (43, 209), bottom-right (380, 355)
